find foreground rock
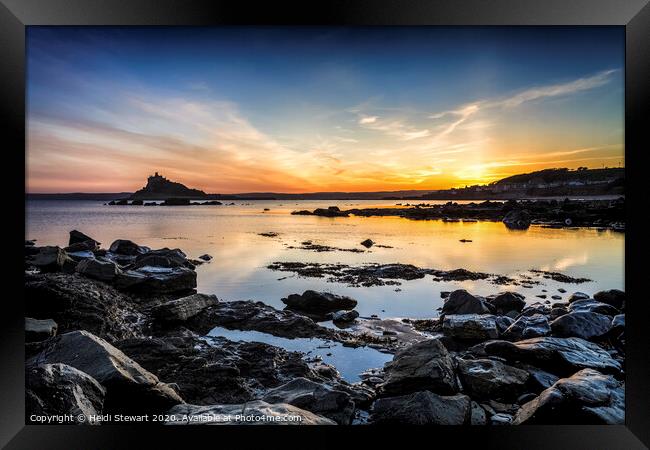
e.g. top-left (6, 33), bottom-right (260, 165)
top-left (261, 377), bottom-right (354, 424)
top-left (442, 314), bottom-right (499, 341)
top-left (484, 336), bottom-right (622, 376)
top-left (114, 266), bottom-right (197, 294)
top-left (25, 317), bottom-right (58, 342)
top-left (76, 258), bottom-right (120, 282)
top-left (514, 369), bottom-right (623, 424)
top-left (593, 289), bottom-right (625, 310)
top-left (115, 334), bottom-right (327, 405)
top-left (25, 272), bottom-right (143, 342)
top-left (166, 401), bottom-right (335, 425)
top-left (370, 391), bottom-right (471, 425)
top-left (152, 293), bottom-right (218, 324)
top-left (441, 290), bottom-right (491, 316)
top-left (380, 339), bottom-right (458, 396)
top-left (550, 311), bottom-right (612, 340)
top-left (502, 314), bottom-right (550, 341)
top-left (27, 330), bottom-right (183, 414)
top-left (26, 246), bottom-right (76, 273)
top-left (282, 290), bottom-right (357, 314)
top-left (26, 363), bottom-right (106, 424)
top-left (487, 292), bottom-right (526, 315)
top-left (457, 358), bottom-right (529, 401)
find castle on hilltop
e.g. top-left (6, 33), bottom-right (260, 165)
top-left (129, 171), bottom-right (208, 200)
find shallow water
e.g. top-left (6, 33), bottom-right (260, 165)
top-left (206, 327), bottom-right (393, 382)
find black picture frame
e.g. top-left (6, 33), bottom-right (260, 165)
top-left (2, 0), bottom-right (649, 448)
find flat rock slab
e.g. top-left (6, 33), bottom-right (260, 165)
top-left (442, 314), bottom-right (499, 341)
top-left (484, 336), bottom-right (622, 376)
top-left (457, 358), bottom-right (529, 401)
top-left (370, 391), bottom-right (471, 425)
top-left (514, 368), bottom-right (624, 424)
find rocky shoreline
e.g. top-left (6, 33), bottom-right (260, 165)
top-left (25, 231), bottom-right (625, 425)
top-left (292, 198), bottom-right (625, 231)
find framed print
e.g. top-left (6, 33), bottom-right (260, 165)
top-left (1, 0), bottom-right (649, 448)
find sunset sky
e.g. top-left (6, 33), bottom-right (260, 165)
top-left (26, 27), bottom-right (624, 194)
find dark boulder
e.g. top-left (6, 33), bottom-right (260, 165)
top-left (568, 292), bottom-right (590, 303)
top-left (484, 337), bottom-right (622, 376)
top-left (331, 309), bottom-right (359, 325)
top-left (131, 248), bottom-right (191, 269)
top-left (502, 314), bottom-right (550, 341)
top-left (442, 314), bottom-right (499, 341)
top-left (442, 290), bottom-right (491, 316)
top-left (262, 377), bottom-right (355, 425)
top-left (282, 290), bottom-right (357, 313)
top-left (513, 369), bottom-right (624, 424)
top-left (380, 339), bottom-right (458, 396)
top-left (550, 311), bottom-right (612, 340)
top-left (503, 209), bottom-right (531, 230)
top-left (370, 391), bottom-right (471, 425)
top-left (114, 267), bottom-right (197, 294)
top-left (610, 314), bottom-right (625, 333)
top-left (27, 330), bottom-right (183, 414)
top-left (152, 293), bottom-right (218, 323)
top-left (26, 363), bottom-right (105, 424)
top-left (568, 298), bottom-right (619, 316)
top-left (26, 246), bottom-right (76, 273)
top-left (311, 207), bottom-right (349, 217)
top-left (25, 317), bottom-right (58, 342)
top-left (108, 239), bottom-right (149, 256)
top-left (457, 358), bottom-right (529, 401)
top-left (488, 292), bottom-right (526, 315)
top-left (75, 258), bottom-right (120, 282)
top-left (68, 230), bottom-right (100, 248)
top-left (593, 289), bottom-right (625, 310)
top-left (198, 254), bottom-right (212, 261)
top-left (360, 239), bottom-right (374, 248)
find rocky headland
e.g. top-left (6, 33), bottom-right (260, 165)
top-left (24, 231), bottom-right (625, 425)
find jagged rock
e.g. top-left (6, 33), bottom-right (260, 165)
top-left (27, 330), bottom-right (183, 414)
top-left (502, 314), bottom-right (550, 341)
top-left (442, 314), bottom-right (499, 341)
top-left (360, 239), bottom-right (374, 248)
top-left (68, 230), bottom-right (100, 247)
top-left (370, 391), bottom-right (471, 425)
top-left (442, 290), bottom-right (491, 316)
top-left (331, 310), bottom-right (359, 325)
top-left (470, 401), bottom-right (488, 425)
top-left (593, 289), bottom-right (625, 310)
top-left (114, 266), bottom-right (197, 294)
top-left (484, 337), bottom-right (622, 376)
top-left (198, 254), bottom-right (212, 261)
top-left (262, 377), bottom-right (355, 425)
top-left (25, 317), bottom-right (58, 342)
top-left (519, 303), bottom-right (551, 317)
top-left (75, 258), bottom-right (120, 282)
top-left (611, 314), bottom-right (625, 333)
top-left (568, 298), bottom-right (619, 316)
top-left (503, 209), bottom-right (531, 229)
top-left (495, 316), bottom-right (515, 334)
top-left (488, 292), bottom-right (526, 315)
top-left (109, 239), bottom-right (149, 256)
top-left (568, 292), bottom-right (590, 303)
top-left (550, 312), bottom-right (612, 340)
top-left (24, 272), bottom-right (142, 342)
top-left (282, 290), bottom-right (357, 313)
top-left (187, 300), bottom-right (335, 339)
top-left (166, 401), bottom-right (335, 425)
top-left (380, 339), bottom-right (458, 396)
top-left (26, 246), bottom-right (76, 273)
top-left (65, 240), bottom-right (99, 253)
top-left (457, 358), bottom-right (529, 400)
top-left (115, 334), bottom-right (322, 405)
top-left (513, 369), bottom-right (624, 424)
top-left (132, 248), bottom-right (192, 269)
top-left (26, 363), bottom-right (105, 424)
top-left (152, 293), bottom-right (218, 323)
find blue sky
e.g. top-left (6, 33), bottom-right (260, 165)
top-left (27, 27), bottom-right (624, 193)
